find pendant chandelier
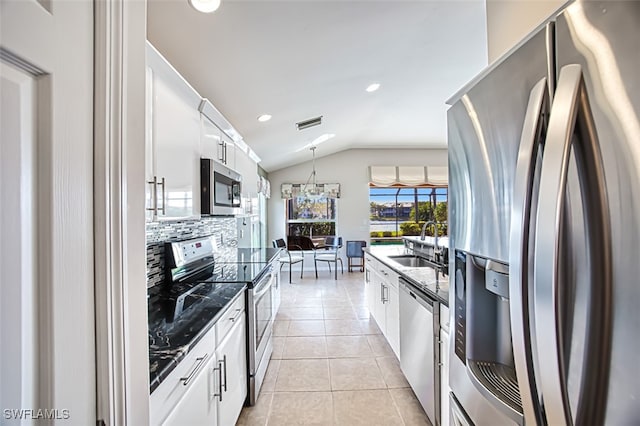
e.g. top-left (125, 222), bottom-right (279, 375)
top-left (301, 146), bottom-right (324, 198)
top-left (280, 146), bottom-right (340, 199)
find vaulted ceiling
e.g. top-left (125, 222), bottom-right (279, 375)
top-left (147, 0), bottom-right (488, 171)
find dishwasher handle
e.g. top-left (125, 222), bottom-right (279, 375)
top-left (400, 278), bottom-right (435, 313)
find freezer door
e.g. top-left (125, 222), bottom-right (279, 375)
top-left (447, 22), bottom-right (553, 426)
top-left (447, 26), bottom-right (553, 265)
top-left (534, 3), bottom-right (640, 425)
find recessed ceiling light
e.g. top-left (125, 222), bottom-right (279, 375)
top-left (188, 0), bottom-right (221, 13)
top-left (257, 114), bottom-right (272, 122)
top-left (366, 83), bottom-right (381, 92)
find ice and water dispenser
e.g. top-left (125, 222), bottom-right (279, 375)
top-left (454, 250), bottom-right (523, 420)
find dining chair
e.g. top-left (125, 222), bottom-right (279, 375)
top-left (287, 235), bottom-right (317, 251)
top-left (314, 236), bottom-right (343, 280)
top-left (346, 240), bottom-right (367, 272)
top-left (272, 238), bottom-right (304, 283)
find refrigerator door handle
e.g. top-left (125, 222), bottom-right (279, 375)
top-left (509, 77), bottom-right (548, 426)
top-left (533, 64), bottom-right (612, 426)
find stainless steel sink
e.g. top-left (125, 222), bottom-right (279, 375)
top-left (388, 255), bottom-right (439, 269)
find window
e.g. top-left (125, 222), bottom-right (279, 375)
top-left (369, 186), bottom-right (448, 244)
top-left (286, 195), bottom-right (337, 237)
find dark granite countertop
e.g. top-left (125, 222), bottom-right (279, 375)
top-left (148, 282), bottom-right (246, 393)
top-left (216, 247), bottom-right (281, 264)
top-left (148, 246), bottom-right (281, 392)
top-left (364, 245), bottom-right (449, 306)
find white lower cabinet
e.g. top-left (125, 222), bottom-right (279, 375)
top-left (365, 262), bottom-right (377, 314)
top-left (150, 327), bottom-right (216, 426)
top-left (215, 314), bottom-right (247, 426)
top-left (365, 253), bottom-right (452, 425)
top-left (365, 257), bottom-right (400, 358)
top-left (371, 274), bottom-right (387, 330)
top-left (151, 296), bottom-right (247, 426)
top-left (386, 283), bottom-right (400, 359)
top-left (163, 355), bottom-right (217, 426)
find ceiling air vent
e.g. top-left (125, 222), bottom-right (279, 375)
top-left (296, 116), bottom-right (323, 131)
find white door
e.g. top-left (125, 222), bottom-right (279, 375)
top-left (0, 0), bottom-right (95, 423)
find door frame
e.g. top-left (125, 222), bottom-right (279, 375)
top-left (94, 0), bottom-right (148, 424)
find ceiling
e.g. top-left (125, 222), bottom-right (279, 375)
top-left (147, 0), bottom-right (488, 172)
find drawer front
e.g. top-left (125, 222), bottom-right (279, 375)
top-left (150, 327), bottom-right (216, 425)
top-left (377, 265), bottom-right (399, 290)
top-left (215, 293), bottom-right (245, 346)
top-left (364, 253), bottom-right (375, 269)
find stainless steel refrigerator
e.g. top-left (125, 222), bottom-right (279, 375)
top-left (237, 215), bottom-right (260, 248)
top-left (446, 2), bottom-right (639, 425)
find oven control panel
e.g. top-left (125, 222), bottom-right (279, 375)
top-left (168, 236), bottom-right (217, 268)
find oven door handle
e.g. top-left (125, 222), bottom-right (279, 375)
top-left (253, 273), bottom-right (273, 299)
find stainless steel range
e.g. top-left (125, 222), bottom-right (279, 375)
top-left (164, 237), bottom-right (281, 406)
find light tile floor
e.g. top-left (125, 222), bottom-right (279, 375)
top-left (237, 271), bottom-right (431, 426)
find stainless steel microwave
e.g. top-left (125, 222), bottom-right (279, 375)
top-left (201, 158), bottom-right (242, 215)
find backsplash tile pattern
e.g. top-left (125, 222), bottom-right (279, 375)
top-left (146, 217), bottom-right (238, 288)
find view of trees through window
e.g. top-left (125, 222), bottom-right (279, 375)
top-left (370, 186), bottom-right (448, 244)
top-left (286, 196), bottom-right (337, 237)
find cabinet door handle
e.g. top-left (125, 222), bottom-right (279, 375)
top-left (146, 176), bottom-right (158, 214)
top-left (157, 177), bottom-right (166, 215)
top-left (229, 308), bottom-right (242, 323)
top-left (180, 353), bottom-right (209, 386)
top-left (222, 355), bottom-right (228, 392)
top-left (213, 361), bottom-right (223, 401)
top-left (223, 142), bottom-right (227, 164)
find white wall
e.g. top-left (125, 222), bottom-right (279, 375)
top-left (267, 148), bottom-right (447, 270)
top-left (486, 0), bottom-right (569, 63)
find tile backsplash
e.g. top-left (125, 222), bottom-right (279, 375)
top-left (146, 217), bottom-right (237, 288)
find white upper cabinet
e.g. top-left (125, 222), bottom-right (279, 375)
top-left (200, 115), bottom-right (222, 162)
top-left (146, 41), bottom-right (262, 220)
top-left (146, 42), bottom-right (201, 220)
top-left (199, 98), bottom-right (238, 170)
top-left (200, 113), bottom-right (236, 170)
top-left (234, 147), bottom-right (259, 210)
top-left (220, 132), bottom-right (236, 170)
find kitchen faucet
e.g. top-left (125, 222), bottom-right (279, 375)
top-left (420, 221), bottom-right (438, 243)
top-left (420, 220), bottom-right (441, 265)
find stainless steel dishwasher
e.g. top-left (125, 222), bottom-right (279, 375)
top-left (399, 277), bottom-right (440, 425)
